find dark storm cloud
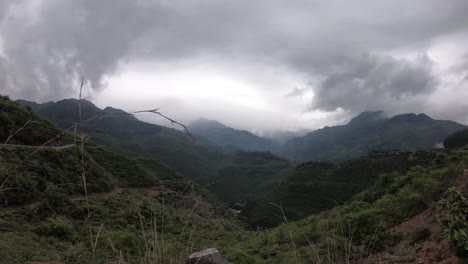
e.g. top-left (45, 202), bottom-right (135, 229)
top-left (1, 0), bottom-right (468, 124)
top-left (0, 0), bottom-right (166, 100)
top-left (310, 53), bottom-right (437, 114)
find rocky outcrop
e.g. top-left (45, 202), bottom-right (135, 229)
top-left (186, 248), bottom-right (231, 264)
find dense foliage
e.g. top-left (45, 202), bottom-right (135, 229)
top-left (438, 187), bottom-right (468, 261)
top-left (1, 96), bottom-right (239, 263)
top-left (0, 96), bottom-right (65, 145)
top-left (245, 150), bottom-right (440, 227)
top-left (211, 151), bottom-right (291, 203)
top-left (444, 128), bottom-right (468, 149)
top-left (4, 95), bottom-right (466, 263)
top-left (225, 148), bottom-right (467, 263)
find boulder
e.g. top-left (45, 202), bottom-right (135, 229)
top-left (186, 248), bottom-right (231, 264)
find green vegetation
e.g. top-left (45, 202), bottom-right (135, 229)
top-left (1, 95), bottom-right (241, 263)
top-left (211, 151), bottom-right (291, 203)
top-left (224, 148), bottom-right (467, 263)
top-left (18, 99), bottom-right (293, 208)
top-left (245, 150), bottom-right (439, 227)
top-left (3, 95), bottom-right (467, 263)
top-left (0, 96), bottom-right (66, 145)
top-left (438, 186), bottom-right (468, 261)
top-left (19, 98), bottom-right (223, 182)
top-left (444, 128), bottom-right (468, 149)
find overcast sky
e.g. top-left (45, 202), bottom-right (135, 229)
top-left (1, 0), bottom-right (468, 132)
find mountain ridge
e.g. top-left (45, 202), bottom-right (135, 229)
top-left (17, 99), bottom-right (467, 166)
top-left (282, 110), bottom-right (466, 162)
top-left (189, 118), bottom-right (279, 152)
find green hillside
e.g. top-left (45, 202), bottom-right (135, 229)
top-left (211, 151), bottom-right (291, 203)
top-left (444, 128), bottom-right (468, 149)
top-left (18, 99), bottom-right (224, 182)
top-left (0, 96), bottom-right (242, 263)
top-left (1, 96), bottom-right (67, 146)
top-left (1, 95), bottom-right (467, 263)
top-left (225, 146), bottom-right (468, 263)
top-left (244, 150), bottom-right (440, 227)
top-left (17, 99), bottom-right (294, 207)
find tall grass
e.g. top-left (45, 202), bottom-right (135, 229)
top-left (0, 79), bottom-right (204, 263)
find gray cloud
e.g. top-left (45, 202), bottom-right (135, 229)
top-left (310, 53), bottom-right (437, 115)
top-left (0, 0), bottom-right (12, 21)
top-left (284, 87), bottom-right (309, 98)
top-left (0, 0), bottom-right (165, 101)
top-left (1, 0), bottom-right (468, 127)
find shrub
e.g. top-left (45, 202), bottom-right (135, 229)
top-left (444, 129), bottom-right (468, 149)
top-left (35, 216), bottom-right (78, 241)
top-left (438, 187), bottom-right (468, 260)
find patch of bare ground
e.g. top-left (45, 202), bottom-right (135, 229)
top-left (369, 206), bottom-right (457, 263)
top-left (369, 169), bottom-right (468, 264)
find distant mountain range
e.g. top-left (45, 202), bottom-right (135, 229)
top-left (16, 98), bottom-right (290, 204)
top-left (186, 110), bottom-right (466, 163)
top-left (18, 99), bottom-right (467, 165)
top-left (282, 111), bottom-right (466, 162)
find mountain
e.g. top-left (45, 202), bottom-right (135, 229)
top-left (258, 128), bottom-right (311, 144)
top-left (17, 98), bottom-right (224, 182)
top-left (189, 118), bottom-right (278, 152)
top-left (17, 99), bottom-right (293, 206)
top-left (1, 97), bottom-right (66, 146)
top-left (1, 95), bottom-right (241, 263)
top-left (3, 95), bottom-right (466, 263)
top-left (282, 111), bottom-right (466, 163)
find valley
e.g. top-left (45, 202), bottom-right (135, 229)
top-left (1, 95), bottom-right (467, 263)
top-left (2, 2), bottom-right (468, 263)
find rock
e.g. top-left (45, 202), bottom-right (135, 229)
top-left (186, 248), bottom-right (231, 264)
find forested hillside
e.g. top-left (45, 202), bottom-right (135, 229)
top-left (0, 95), bottom-right (243, 263)
top-left (244, 150), bottom-right (441, 227)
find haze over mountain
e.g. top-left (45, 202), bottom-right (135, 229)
top-left (189, 118), bottom-right (279, 152)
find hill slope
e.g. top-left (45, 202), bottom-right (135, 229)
top-left (18, 98), bottom-right (224, 182)
top-left (2, 95), bottom-right (467, 263)
top-left (244, 150), bottom-right (440, 227)
top-left (17, 99), bottom-right (293, 206)
top-left (1, 95), bottom-right (241, 263)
